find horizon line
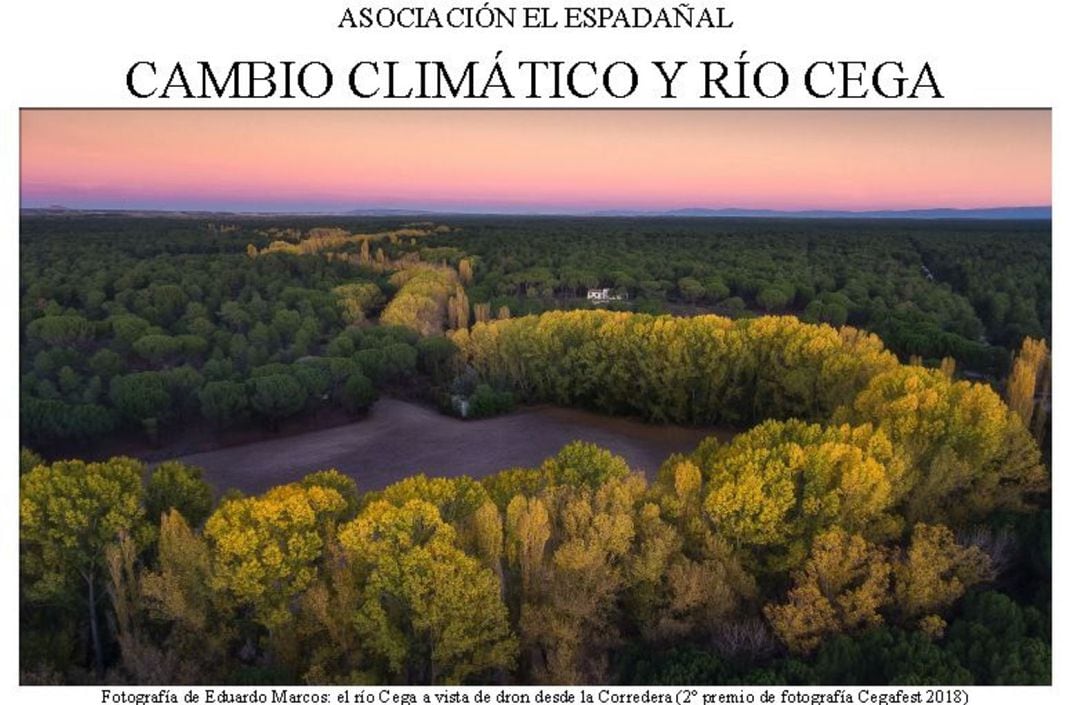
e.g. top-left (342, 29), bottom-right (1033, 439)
top-left (19, 204), bottom-right (1053, 221)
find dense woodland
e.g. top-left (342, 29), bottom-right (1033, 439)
top-left (436, 218), bottom-right (1049, 374)
top-left (19, 218), bottom-right (447, 450)
top-left (19, 215), bottom-right (1050, 450)
top-left (19, 214), bottom-right (1051, 685)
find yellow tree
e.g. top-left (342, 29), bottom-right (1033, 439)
top-left (473, 302), bottom-right (492, 324)
top-left (764, 528), bottom-right (892, 655)
top-left (337, 499), bottom-right (516, 684)
top-left (541, 441), bottom-right (630, 489)
top-left (381, 266), bottom-right (458, 336)
top-left (643, 451), bottom-right (763, 644)
top-left (453, 285), bottom-right (471, 330)
top-left (461, 499), bottom-right (504, 576)
top-left (140, 510), bottom-right (231, 677)
top-left (836, 366), bottom-right (1047, 523)
top-left (451, 310), bottom-right (897, 426)
top-left (368, 474), bottom-right (503, 578)
top-left (482, 466), bottom-right (545, 510)
top-left (457, 258), bottom-right (474, 285)
top-left (893, 523), bottom-right (991, 637)
top-left (371, 474), bottom-right (489, 524)
top-left (295, 542), bottom-right (366, 683)
top-left (107, 525), bottom-right (212, 684)
top-left (300, 469), bottom-right (361, 520)
top-left (332, 282), bottom-right (384, 326)
top-left (513, 473), bottom-right (644, 683)
top-left (1031, 356), bottom-right (1051, 446)
top-left (652, 457), bottom-right (710, 544)
top-left (505, 494), bottom-right (551, 601)
top-left (203, 483), bottom-right (346, 633)
top-left (624, 502), bottom-right (755, 643)
top-left (699, 419), bottom-right (902, 573)
top-left (1006, 337), bottom-right (1050, 428)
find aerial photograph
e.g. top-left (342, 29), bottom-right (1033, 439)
top-left (18, 109), bottom-right (1051, 685)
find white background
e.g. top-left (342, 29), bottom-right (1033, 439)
top-left (0, 0), bottom-right (1075, 701)
top-left (0, 1), bottom-right (1068, 107)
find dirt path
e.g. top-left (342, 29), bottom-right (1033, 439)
top-left (170, 398), bottom-right (733, 495)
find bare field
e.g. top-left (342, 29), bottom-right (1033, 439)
top-left (171, 398), bottom-right (732, 495)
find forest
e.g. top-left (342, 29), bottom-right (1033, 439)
top-left (19, 214), bottom-right (1051, 686)
top-left (434, 217), bottom-right (1049, 375)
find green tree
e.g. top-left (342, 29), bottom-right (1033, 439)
top-left (110, 372), bottom-right (172, 427)
top-left (109, 314), bottom-right (152, 350)
top-left (146, 461), bottom-right (214, 527)
top-left (811, 627), bottom-right (973, 685)
top-left (20, 456), bottom-right (148, 677)
top-left (249, 374), bottom-right (307, 429)
top-left (199, 380), bottom-right (250, 429)
top-left (677, 277), bottom-right (706, 303)
top-left (341, 373), bottom-right (377, 414)
top-left (332, 282), bottom-right (384, 326)
top-left (703, 277), bottom-right (730, 302)
top-left (88, 348), bottom-right (125, 380)
top-left (132, 334), bottom-right (181, 365)
top-left (757, 287), bottom-right (791, 312)
top-left (417, 336), bottom-right (458, 382)
top-left (20, 446), bottom-right (44, 474)
top-left (541, 441), bottom-right (630, 489)
top-left (26, 314), bottom-right (95, 346)
top-left (467, 384), bottom-right (514, 418)
top-left (944, 591), bottom-right (1050, 684)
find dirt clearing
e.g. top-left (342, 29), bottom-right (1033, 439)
top-left (170, 398), bottom-right (733, 495)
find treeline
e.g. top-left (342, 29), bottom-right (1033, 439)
top-left (19, 434), bottom-right (1047, 685)
top-left (380, 264), bottom-right (465, 336)
top-left (21, 214), bottom-right (1051, 451)
top-left (452, 310), bottom-right (896, 426)
top-left (18, 218), bottom-right (447, 449)
top-left (455, 310), bottom-right (1046, 517)
top-left (152, 215), bottom-right (1050, 376)
top-left (424, 217), bottom-right (1049, 374)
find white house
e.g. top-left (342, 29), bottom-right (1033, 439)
top-left (586, 288), bottom-right (624, 303)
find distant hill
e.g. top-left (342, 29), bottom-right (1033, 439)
top-left (589, 206), bottom-right (1052, 220)
top-left (22, 205), bottom-right (1051, 220)
top-left (342, 208), bottom-right (441, 216)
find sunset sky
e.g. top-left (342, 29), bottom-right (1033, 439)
top-left (20, 110), bottom-right (1050, 213)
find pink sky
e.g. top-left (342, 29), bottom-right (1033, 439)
top-left (20, 110), bottom-right (1050, 213)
